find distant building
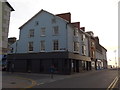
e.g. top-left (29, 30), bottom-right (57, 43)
top-left (86, 32), bottom-right (107, 70)
top-left (8, 9), bottom-right (107, 74)
top-left (95, 37), bottom-right (107, 70)
top-left (86, 31), bottom-right (96, 70)
top-left (101, 46), bottom-right (107, 69)
top-left (8, 37), bottom-right (16, 53)
top-left (0, 0), bottom-right (14, 60)
top-left (8, 37), bottom-right (16, 45)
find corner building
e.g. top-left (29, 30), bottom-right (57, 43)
top-left (8, 10), bottom-right (106, 74)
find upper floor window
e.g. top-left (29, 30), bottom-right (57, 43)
top-left (92, 51), bottom-right (95, 58)
top-left (29, 29), bottom-right (34, 37)
top-left (73, 29), bottom-right (78, 36)
top-left (53, 26), bottom-right (59, 35)
top-left (81, 34), bottom-right (85, 41)
top-left (91, 42), bottom-right (95, 47)
top-left (40, 40), bottom-right (45, 51)
top-left (53, 40), bottom-right (59, 50)
top-left (40, 27), bottom-right (46, 36)
top-left (82, 45), bottom-right (86, 55)
top-left (73, 42), bottom-right (79, 52)
top-left (28, 42), bottom-right (33, 52)
top-left (52, 18), bottom-right (56, 23)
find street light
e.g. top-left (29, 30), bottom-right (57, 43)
top-left (114, 50), bottom-right (117, 68)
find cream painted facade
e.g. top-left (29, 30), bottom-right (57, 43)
top-left (0, 1), bottom-right (14, 60)
top-left (0, 1), bottom-right (2, 55)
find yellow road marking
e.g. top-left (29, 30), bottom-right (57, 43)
top-left (107, 76), bottom-right (119, 90)
top-left (111, 77), bottom-right (118, 88)
top-left (15, 76), bottom-right (37, 89)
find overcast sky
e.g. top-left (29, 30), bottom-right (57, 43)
top-left (7, 0), bottom-right (119, 66)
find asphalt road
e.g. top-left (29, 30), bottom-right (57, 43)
top-left (2, 69), bottom-right (119, 89)
top-left (33, 69), bottom-right (118, 88)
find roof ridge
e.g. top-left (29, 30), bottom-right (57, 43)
top-left (19, 9), bottom-right (69, 29)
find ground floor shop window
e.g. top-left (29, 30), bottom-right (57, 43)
top-left (91, 61), bottom-right (95, 69)
top-left (71, 60), bottom-right (76, 72)
top-left (82, 61), bottom-right (87, 70)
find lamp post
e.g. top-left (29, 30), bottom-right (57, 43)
top-left (114, 50), bottom-right (117, 68)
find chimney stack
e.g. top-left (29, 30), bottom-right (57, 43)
top-left (80, 27), bottom-right (85, 31)
top-left (56, 12), bottom-right (71, 23)
top-left (71, 22), bottom-right (80, 29)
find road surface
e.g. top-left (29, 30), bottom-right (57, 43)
top-left (33, 69), bottom-right (118, 88)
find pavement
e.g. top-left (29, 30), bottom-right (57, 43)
top-left (2, 72), bottom-right (33, 88)
top-left (2, 71), bottom-right (70, 88)
top-left (2, 69), bottom-right (119, 89)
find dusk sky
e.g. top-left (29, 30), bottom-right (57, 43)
top-left (7, 0), bottom-right (119, 66)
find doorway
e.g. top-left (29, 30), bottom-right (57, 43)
top-left (27, 60), bottom-right (32, 73)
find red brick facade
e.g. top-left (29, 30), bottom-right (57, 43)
top-left (56, 13), bottom-right (71, 23)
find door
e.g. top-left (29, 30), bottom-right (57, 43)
top-left (27, 60), bottom-right (32, 72)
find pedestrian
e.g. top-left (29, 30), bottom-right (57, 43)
top-left (50, 65), bottom-right (55, 79)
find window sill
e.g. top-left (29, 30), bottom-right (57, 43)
top-left (28, 51), bottom-right (34, 53)
top-left (82, 54), bottom-right (86, 56)
top-left (52, 50), bottom-right (66, 52)
top-left (29, 37), bottom-right (34, 38)
top-left (40, 35), bottom-right (46, 37)
top-left (73, 51), bottom-right (79, 54)
top-left (40, 51), bottom-right (46, 52)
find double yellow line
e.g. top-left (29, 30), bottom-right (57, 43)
top-left (107, 76), bottom-right (119, 90)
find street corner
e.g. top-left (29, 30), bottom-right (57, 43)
top-left (2, 74), bottom-right (37, 88)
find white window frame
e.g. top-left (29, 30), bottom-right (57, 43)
top-left (29, 29), bottom-right (34, 37)
top-left (40, 27), bottom-right (46, 36)
top-left (73, 42), bottom-right (79, 52)
top-left (52, 18), bottom-right (56, 23)
top-left (82, 45), bottom-right (86, 55)
top-left (28, 42), bottom-right (33, 52)
top-left (53, 26), bottom-right (59, 35)
top-left (81, 34), bottom-right (85, 41)
top-left (73, 28), bottom-right (78, 37)
top-left (53, 40), bottom-right (59, 51)
top-left (40, 40), bottom-right (45, 52)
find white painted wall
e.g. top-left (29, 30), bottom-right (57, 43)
top-left (16, 11), bottom-right (68, 53)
